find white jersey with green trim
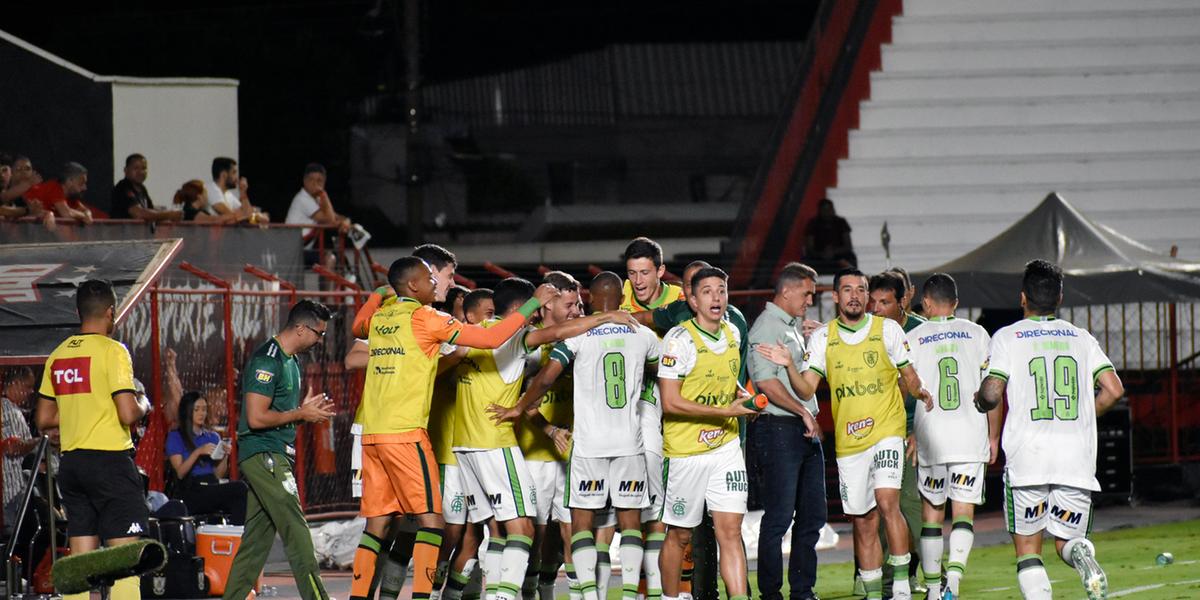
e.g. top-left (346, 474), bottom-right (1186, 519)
top-left (550, 322), bottom-right (661, 458)
top-left (906, 317), bottom-right (991, 465)
top-left (986, 316), bottom-right (1114, 491)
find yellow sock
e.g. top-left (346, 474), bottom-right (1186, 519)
top-left (111, 575), bottom-right (141, 600)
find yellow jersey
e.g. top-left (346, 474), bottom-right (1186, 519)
top-left (428, 372), bottom-right (458, 465)
top-left (660, 320), bottom-right (740, 458)
top-left (516, 344), bottom-right (573, 462)
top-left (453, 320), bottom-right (530, 449)
top-left (38, 334), bottom-right (136, 452)
top-left (824, 316), bottom-right (907, 457)
top-left (621, 280), bottom-right (683, 313)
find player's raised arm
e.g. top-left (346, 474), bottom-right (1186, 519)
top-left (351, 285), bottom-right (393, 339)
top-left (523, 308), bottom-right (637, 348)
top-left (754, 342), bottom-right (822, 399)
top-left (453, 283), bottom-right (558, 349)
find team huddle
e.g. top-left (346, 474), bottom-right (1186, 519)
top-left (337, 237), bottom-right (1123, 600)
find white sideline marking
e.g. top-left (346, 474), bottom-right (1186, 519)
top-left (1100, 578), bottom-right (1200, 598)
top-left (1138, 559), bottom-right (1198, 570)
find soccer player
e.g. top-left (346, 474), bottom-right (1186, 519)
top-left (757, 268), bottom-right (933, 600)
top-left (223, 299), bottom-right (337, 600)
top-left (348, 258), bottom-right (560, 600)
top-left (621, 237), bottom-right (683, 314)
top-left (868, 270), bottom-right (927, 595)
top-left (657, 267), bottom-right (760, 600)
top-left (975, 260), bottom-right (1123, 600)
top-left (496, 272), bottom-right (662, 600)
top-left (452, 277), bottom-right (639, 600)
top-left (905, 273), bottom-right (996, 600)
top-left (37, 279), bottom-right (154, 600)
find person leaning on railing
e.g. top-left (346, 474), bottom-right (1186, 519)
top-left (166, 391), bottom-right (247, 525)
top-left (175, 180), bottom-right (242, 225)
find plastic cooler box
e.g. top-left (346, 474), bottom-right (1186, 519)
top-left (196, 524), bottom-right (259, 596)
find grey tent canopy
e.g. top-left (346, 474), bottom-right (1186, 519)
top-left (917, 193), bottom-right (1200, 308)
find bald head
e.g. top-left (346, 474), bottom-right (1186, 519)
top-left (589, 271), bottom-right (623, 312)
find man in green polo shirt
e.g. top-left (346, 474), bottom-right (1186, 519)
top-left (224, 300), bottom-right (337, 600)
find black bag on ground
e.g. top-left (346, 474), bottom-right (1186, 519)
top-left (141, 554), bottom-right (208, 599)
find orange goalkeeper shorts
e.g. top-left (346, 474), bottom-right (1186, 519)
top-left (359, 430), bottom-right (442, 517)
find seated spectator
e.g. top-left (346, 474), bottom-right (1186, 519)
top-left (24, 162), bottom-right (109, 225)
top-left (2, 367), bottom-right (39, 527)
top-left (206, 157), bottom-right (268, 224)
top-left (175, 180), bottom-right (239, 224)
top-left (804, 197), bottom-right (857, 272)
top-left (286, 163), bottom-right (352, 266)
top-left (0, 156), bottom-right (54, 227)
top-left (166, 391), bottom-right (246, 524)
top-left (110, 154), bottom-right (182, 222)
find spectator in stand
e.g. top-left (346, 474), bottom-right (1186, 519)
top-left (110, 154), bottom-right (182, 222)
top-left (2, 367), bottom-right (40, 527)
top-left (804, 198), bottom-right (857, 273)
top-left (0, 153), bottom-right (25, 220)
top-left (285, 163), bottom-right (352, 266)
top-left (24, 162), bottom-right (106, 225)
top-left (206, 157), bottom-right (268, 224)
top-left (166, 391), bottom-right (247, 524)
top-left (0, 156), bottom-right (55, 227)
top-left (176, 180), bottom-right (239, 225)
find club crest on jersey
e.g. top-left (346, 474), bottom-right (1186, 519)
top-left (863, 350), bottom-right (879, 368)
top-left (728, 359), bottom-right (738, 376)
top-left (255, 369), bottom-right (274, 384)
top-left (697, 428), bottom-right (726, 448)
top-left (846, 417), bottom-right (874, 439)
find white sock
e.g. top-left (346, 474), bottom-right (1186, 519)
top-left (889, 554), bottom-right (912, 600)
top-left (565, 564), bottom-right (583, 600)
top-left (485, 536), bottom-right (507, 600)
top-left (619, 530), bottom-right (645, 600)
top-left (1017, 556), bottom-right (1052, 600)
top-left (860, 567), bottom-right (883, 599)
top-left (946, 518), bottom-right (974, 594)
top-left (596, 543), bottom-right (612, 600)
top-left (571, 532), bottom-right (600, 600)
top-left (644, 533), bottom-right (665, 600)
top-left (445, 561), bottom-right (474, 600)
top-left (1059, 537), bottom-right (1094, 567)
top-left (919, 522), bottom-right (943, 598)
top-left (497, 535), bottom-right (533, 600)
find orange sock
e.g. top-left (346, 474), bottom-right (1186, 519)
top-left (680, 542), bottom-right (694, 594)
top-left (413, 527), bottom-right (445, 599)
top-left (351, 532), bottom-right (384, 600)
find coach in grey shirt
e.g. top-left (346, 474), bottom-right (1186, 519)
top-left (747, 262), bottom-right (825, 600)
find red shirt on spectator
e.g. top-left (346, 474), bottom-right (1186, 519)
top-left (24, 181), bottom-right (109, 218)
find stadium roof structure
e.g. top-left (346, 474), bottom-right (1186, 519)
top-left (920, 193), bottom-right (1200, 308)
top-left (0, 238), bottom-right (182, 365)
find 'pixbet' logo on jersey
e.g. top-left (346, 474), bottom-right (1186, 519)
top-left (697, 428), bottom-right (727, 448)
top-left (50, 357), bottom-right (92, 396)
top-left (833, 378), bottom-right (887, 401)
top-left (845, 417), bottom-right (875, 439)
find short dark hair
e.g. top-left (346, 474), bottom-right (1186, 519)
top-left (2, 366), bottom-right (34, 387)
top-left (60, 162), bottom-right (87, 182)
top-left (887, 266), bottom-right (911, 295)
top-left (543, 271), bottom-right (580, 293)
top-left (868, 271), bottom-right (905, 303)
top-left (623, 237), bottom-right (664, 267)
top-left (1022, 259), bottom-right (1063, 315)
top-left (125, 153), bottom-right (145, 167)
top-left (689, 267), bottom-right (728, 295)
top-left (437, 284), bottom-right (471, 313)
top-left (76, 279), bottom-right (117, 320)
top-left (922, 272), bottom-right (958, 304)
top-left (286, 299), bottom-right (332, 328)
top-left (211, 157), bottom-right (237, 181)
top-left (412, 244), bottom-right (457, 271)
top-left (493, 278), bottom-right (536, 316)
top-left (833, 267), bottom-right (866, 291)
top-left (463, 289), bottom-right (494, 316)
top-left (0, 153), bottom-right (13, 168)
top-left (683, 260), bottom-right (712, 274)
top-left (387, 256), bottom-right (427, 294)
top-left (775, 262), bottom-right (818, 296)
top-left (303, 162), bottom-right (326, 177)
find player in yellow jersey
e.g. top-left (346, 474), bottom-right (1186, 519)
top-left (657, 267), bottom-right (759, 600)
top-left (37, 279), bottom-right (153, 600)
top-left (756, 268), bottom-right (933, 600)
top-left (452, 277), bottom-right (638, 600)
top-left (620, 237), bottom-right (683, 314)
top-left (348, 257), bottom-right (561, 600)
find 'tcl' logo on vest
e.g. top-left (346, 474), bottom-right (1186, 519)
top-left (50, 357), bottom-right (91, 396)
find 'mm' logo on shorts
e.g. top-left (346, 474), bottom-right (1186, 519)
top-left (924, 477), bottom-right (945, 490)
top-left (951, 473), bottom-right (976, 488)
top-left (618, 480), bottom-right (645, 493)
top-left (487, 493), bottom-right (502, 506)
top-left (1025, 501), bottom-right (1047, 520)
top-left (1051, 504), bottom-right (1083, 525)
top-left (578, 480), bottom-right (605, 492)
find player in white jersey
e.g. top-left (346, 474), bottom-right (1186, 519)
top-left (494, 273), bottom-right (660, 600)
top-left (904, 274), bottom-right (997, 600)
top-left (975, 260), bottom-right (1124, 600)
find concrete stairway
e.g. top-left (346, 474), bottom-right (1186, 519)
top-left (829, 0), bottom-right (1200, 272)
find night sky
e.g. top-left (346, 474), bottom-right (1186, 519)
top-left (6, 1), bottom-right (813, 221)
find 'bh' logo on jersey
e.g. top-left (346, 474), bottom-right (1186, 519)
top-left (51, 357), bottom-right (92, 396)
